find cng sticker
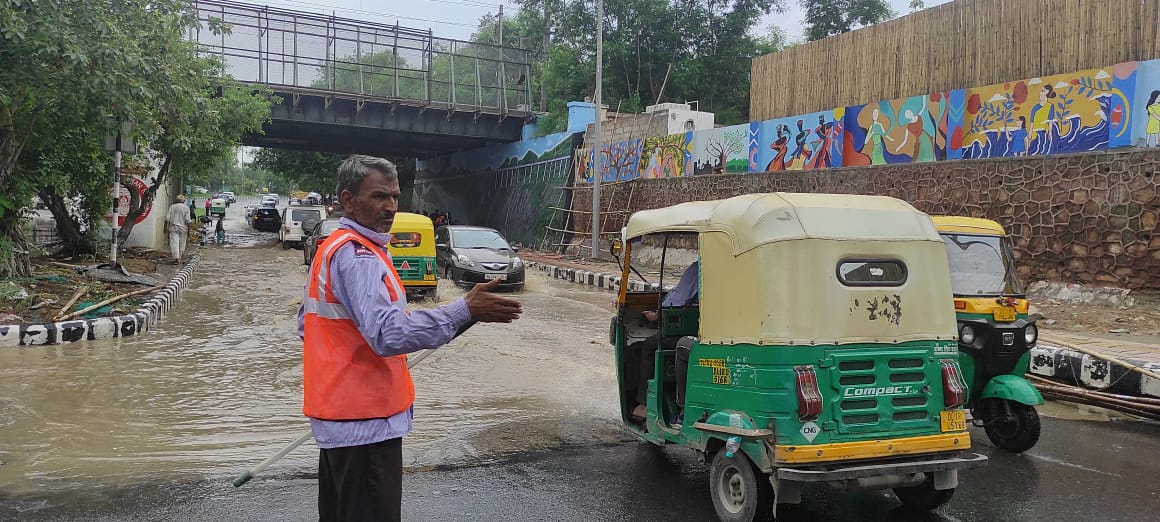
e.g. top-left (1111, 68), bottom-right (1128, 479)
top-left (399, 260), bottom-right (411, 271)
top-left (800, 421), bottom-right (820, 443)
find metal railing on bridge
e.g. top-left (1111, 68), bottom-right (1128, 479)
top-left (188, 0), bottom-right (534, 116)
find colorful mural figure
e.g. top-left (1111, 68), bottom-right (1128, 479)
top-left (962, 66), bottom-right (1135, 158)
top-left (751, 110), bottom-right (841, 172)
top-left (844, 94), bottom-right (948, 166)
top-left (689, 124), bottom-right (749, 175)
top-left (947, 90), bottom-right (967, 160)
top-left (601, 138), bottom-right (643, 181)
top-left (639, 134), bottom-right (689, 178)
top-left (575, 147), bottom-right (593, 183)
top-left (1130, 60), bottom-right (1160, 147)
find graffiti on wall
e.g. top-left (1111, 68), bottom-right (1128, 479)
top-left (844, 94), bottom-right (949, 166)
top-left (962, 66), bottom-right (1135, 158)
top-left (689, 124), bottom-right (749, 175)
top-left (639, 133), bottom-right (689, 178)
top-left (751, 110), bottom-right (842, 172)
top-left (1131, 59), bottom-right (1160, 148)
top-left (601, 138), bottom-right (643, 181)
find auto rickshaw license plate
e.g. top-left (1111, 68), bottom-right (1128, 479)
top-left (993, 306), bottom-right (1016, 322)
top-left (940, 410), bottom-right (966, 432)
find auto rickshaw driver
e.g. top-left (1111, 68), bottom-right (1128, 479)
top-left (626, 259), bottom-right (700, 421)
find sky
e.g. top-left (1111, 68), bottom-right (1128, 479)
top-left (251, 0), bottom-right (953, 43)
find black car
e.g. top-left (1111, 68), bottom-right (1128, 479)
top-left (252, 207), bottom-right (281, 232)
top-left (435, 225), bottom-right (524, 291)
top-left (303, 218), bottom-right (342, 266)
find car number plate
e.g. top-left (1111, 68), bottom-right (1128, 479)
top-left (993, 306), bottom-right (1016, 322)
top-left (940, 410), bottom-right (966, 432)
top-left (484, 274), bottom-right (507, 281)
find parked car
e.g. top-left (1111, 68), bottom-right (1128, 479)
top-left (222, 191), bottom-right (237, 203)
top-left (260, 195), bottom-right (278, 208)
top-left (251, 207), bottom-right (281, 232)
top-left (303, 217), bottom-right (343, 266)
top-left (288, 198), bottom-right (304, 206)
top-left (435, 225), bottom-right (524, 291)
top-left (280, 205), bottom-right (328, 249)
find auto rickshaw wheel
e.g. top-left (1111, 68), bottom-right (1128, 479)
top-left (982, 399), bottom-right (1041, 453)
top-left (893, 476), bottom-right (954, 511)
top-left (709, 450), bottom-right (774, 522)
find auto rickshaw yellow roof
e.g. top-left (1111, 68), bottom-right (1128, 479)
top-left (930, 216), bottom-right (1006, 236)
top-left (626, 193), bottom-right (943, 255)
top-left (391, 212), bottom-right (434, 228)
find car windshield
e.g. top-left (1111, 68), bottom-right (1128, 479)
top-left (291, 209), bottom-right (320, 222)
top-left (940, 233), bottom-right (1024, 296)
top-left (452, 229), bottom-right (510, 249)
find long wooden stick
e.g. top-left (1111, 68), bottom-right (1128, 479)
top-left (58, 285), bottom-right (163, 321)
top-left (52, 286), bottom-right (88, 322)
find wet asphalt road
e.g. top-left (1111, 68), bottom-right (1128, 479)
top-left (3, 198), bottom-right (1160, 520)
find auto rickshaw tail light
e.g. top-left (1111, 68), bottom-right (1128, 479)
top-left (793, 366), bottom-right (823, 421)
top-left (940, 360), bottom-right (967, 409)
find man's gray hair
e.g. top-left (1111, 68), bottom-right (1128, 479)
top-left (335, 155), bottom-right (398, 195)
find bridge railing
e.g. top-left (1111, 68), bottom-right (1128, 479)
top-left (188, 0), bottom-right (534, 115)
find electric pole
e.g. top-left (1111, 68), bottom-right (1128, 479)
top-left (590, 0), bottom-right (603, 259)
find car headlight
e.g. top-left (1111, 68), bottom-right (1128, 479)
top-left (455, 254), bottom-right (475, 267)
top-left (1024, 324), bottom-right (1038, 344)
top-left (960, 325), bottom-right (976, 344)
top-left (511, 256), bottom-right (522, 268)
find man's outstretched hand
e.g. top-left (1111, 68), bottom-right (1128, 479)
top-left (464, 278), bottom-right (523, 323)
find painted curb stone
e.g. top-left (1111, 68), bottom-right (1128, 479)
top-left (527, 261), bottom-right (666, 294)
top-left (0, 254), bottom-right (201, 347)
top-left (1030, 342), bottom-right (1160, 399)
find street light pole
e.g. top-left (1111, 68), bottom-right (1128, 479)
top-left (590, 0), bottom-right (603, 259)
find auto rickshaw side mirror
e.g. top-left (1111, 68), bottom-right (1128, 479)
top-left (436, 243), bottom-right (448, 248)
top-left (609, 238), bottom-right (624, 269)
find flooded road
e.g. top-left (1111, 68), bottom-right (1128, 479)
top-left (0, 199), bottom-right (625, 505)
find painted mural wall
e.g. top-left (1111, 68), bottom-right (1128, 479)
top-left (568, 60), bottom-right (1160, 183)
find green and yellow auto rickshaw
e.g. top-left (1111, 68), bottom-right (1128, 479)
top-left (932, 216), bottom-right (1043, 453)
top-left (387, 212), bottom-right (438, 300)
top-left (610, 193), bottom-right (986, 521)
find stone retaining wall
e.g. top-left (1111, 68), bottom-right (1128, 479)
top-left (0, 255), bottom-right (200, 347)
top-left (571, 148), bottom-right (1160, 288)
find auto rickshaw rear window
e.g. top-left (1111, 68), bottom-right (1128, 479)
top-left (837, 259), bottom-right (908, 286)
top-left (390, 232), bottom-right (422, 248)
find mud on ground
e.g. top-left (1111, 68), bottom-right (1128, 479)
top-left (0, 248), bottom-right (178, 325)
top-left (1033, 289), bottom-right (1160, 343)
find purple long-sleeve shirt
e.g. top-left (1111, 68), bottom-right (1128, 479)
top-left (298, 217), bottom-right (472, 449)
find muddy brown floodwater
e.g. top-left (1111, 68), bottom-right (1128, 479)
top-left (0, 200), bottom-right (628, 505)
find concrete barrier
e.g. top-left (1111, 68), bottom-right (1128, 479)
top-left (0, 254), bottom-right (200, 347)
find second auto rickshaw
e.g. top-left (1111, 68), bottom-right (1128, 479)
top-left (610, 193), bottom-right (986, 521)
top-left (387, 212), bottom-right (438, 300)
top-left (932, 216), bottom-right (1043, 453)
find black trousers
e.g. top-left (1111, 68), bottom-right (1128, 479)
top-left (318, 437), bottom-right (403, 522)
top-left (626, 334), bottom-right (682, 405)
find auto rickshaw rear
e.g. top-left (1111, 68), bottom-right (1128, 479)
top-left (388, 212), bottom-right (438, 300)
top-left (610, 193), bottom-right (987, 521)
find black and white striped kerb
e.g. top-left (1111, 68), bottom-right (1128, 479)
top-left (0, 254), bottom-right (200, 347)
top-left (1030, 343), bottom-right (1160, 399)
top-left (527, 261), bottom-right (665, 294)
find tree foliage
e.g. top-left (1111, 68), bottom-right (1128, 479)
top-left (799, 0), bottom-right (895, 41)
top-left (496, 0), bottom-right (785, 127)
top-left (0, 0), bottom-right (274, 272)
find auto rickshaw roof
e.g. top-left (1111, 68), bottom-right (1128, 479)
top-left (930, 215), bottom-right (1006, 236)
top-left (626, 193), bottom-right (942, 255)
top-left (391, 212), bottom-right (434, 228)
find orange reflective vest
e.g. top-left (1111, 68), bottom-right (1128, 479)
top-left (302, 229), bottom-right (414, 420)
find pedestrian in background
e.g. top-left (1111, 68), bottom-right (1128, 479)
top-left (189, 198), bottom-right (196, 220)
top-left (165, 194), bottom-right (192, 264)
top-left (215, 217), bottom-right (225, 244)
top-left (299, 155), bottom-right (522, 521)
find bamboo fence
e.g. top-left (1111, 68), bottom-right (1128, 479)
top-left (751, 0), bottom-right (1160, 120)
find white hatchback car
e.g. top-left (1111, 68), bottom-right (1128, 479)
top-left (279, 205), bottom-right (328, 250)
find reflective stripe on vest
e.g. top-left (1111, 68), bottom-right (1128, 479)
top-left (302, 228), bottom-right (415, 421)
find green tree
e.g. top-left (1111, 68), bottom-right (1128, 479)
top-left (909, 0), bottom-right (926, 12)
top-left (799, 0), bottom-right (895, 41)
top-left (0, 0), bottom-right (218, 274)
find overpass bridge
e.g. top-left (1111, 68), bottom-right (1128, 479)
top-left (188, 0), bottom-right (534, 158)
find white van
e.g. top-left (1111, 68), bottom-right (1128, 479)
top-left (280, 205), bottom-right (328, 249)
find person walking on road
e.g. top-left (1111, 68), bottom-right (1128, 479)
top-left (204, 197), bottom-right (210, 217)
top-left (164, 194), bottom-right (192, 265)
top-left (298, 154), bottom-right (523, 522)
